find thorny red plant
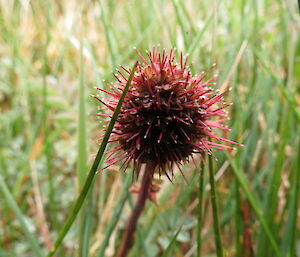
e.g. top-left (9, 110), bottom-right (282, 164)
top-left (94, 48), bottom-right (241, 257)
top-left (94, 47), bottom-right (239, 180)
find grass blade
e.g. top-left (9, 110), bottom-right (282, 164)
top-left (252, 49), bottom-right (300, 122)
top-left (187, 13), bottom-right (213, 57)
top-left (41, 1), bottom-right (55, 225)
top-left (97, 174), bottom-right (131, 257)
top-left (99, 0), bottom-right (118, 68)
top-left (77, 34), bottom-right (88, 256)
top-left (281, 133), bottom-right (300, 256)
top-left (171, 0), bottom-right (188, 49)
top-left (226, 152), bottom-right (282, 257)
top-left (81, 183), bottom-right (95, 257)
top-left (196, 162), bottom-right (204, 257)
top-left (77, 34), bottom-right (87, 189)
top-left (0, 175), bottom-right (43, 257)
top-left (234, 179), bottom-right (242, 257)
top-left (46, 62), bottom-right (138, 257)
top-left (208, 156), bottom-right (224, 257)
top-left (257, 108), bottom-right (291, 257)
top-left (160, 227), bottom-right (182, 257)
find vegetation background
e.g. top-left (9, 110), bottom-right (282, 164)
top-left (0, 0), bottom-right (299, 256)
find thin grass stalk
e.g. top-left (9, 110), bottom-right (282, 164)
top-left (151, 0), bottom-right (175, 45)
top-left (281, 132), bottom-right (300, 256)
top-left (82, 182), bottom-right (94, 257)
top-left (212, 0), bottom-right (218, 61)
top-left (98, 168), bottom-right (107, 225)
top-left (161, 227), bottom-right (182, 257)
top-left (77, 27), bottom-right (87, 189)
top-left (171, 0), bottom-right (188, 49)
top-left (208, 155), bottom-right (223, 257)
top-left (46, 62), bottom-right (138, 257)
top-left (196, 162), bottom-right (205, 257)
top-left (97, 175), bottom-right (131, 256)
top-left (257, 106), bottom-right (290, 257)
top-left (177, 0), bottom-right (196, 34)
top-left (99, 0), bottom-right (117, 68)
top-left (41, 2), bottom-right (55, 223)
top-left (0, 175), bottom-right (43, 257)
top-left (234, 179), bottom-right (242, 257)
top-left (234, 142), bottom-right (242, 257)
top-left (290, 134), bottom-right (300, 255)
top-left (226, 153), bottom-right (282, 257)
top-left (252, 50), bottom-right (300, 122)
top-left (116, 162), bottom-right (155, 257)
top-left (187, 13), bottom-right (213, 58)
top-left (77, 27), bottom-right (88, 257)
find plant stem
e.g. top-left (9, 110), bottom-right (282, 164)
top-left (116, 162), bottom-right (155, 257)
top-left (196, 162), bottom-right (204, 257)
top-left (208, 155), bottom-right (223, 257)
top-left (78, 29), bottom-right (88, 257)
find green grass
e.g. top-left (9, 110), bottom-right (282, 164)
top-left (0, 0), bottom-right (299, 256)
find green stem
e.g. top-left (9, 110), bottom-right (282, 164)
top-left (234, 179), bottom-right (242, 257)
top-left (78, 28), bottom-right (87, 257)
top-left (208, 156), bottom-right (223, 257)
top-left (196, 162), bottom-right (204, 257)
top-left (97, 175), bottom-right (131, 256)
top-left (46, 62), bottom-right (138, 257)
top-left (81, 182), bottom-right (94, 257)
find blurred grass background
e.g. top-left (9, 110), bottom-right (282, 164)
top-left (0, 0), bottom-right (299, 256)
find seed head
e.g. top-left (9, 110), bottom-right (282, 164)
top-left (95, 48), bottom-right (239, 179)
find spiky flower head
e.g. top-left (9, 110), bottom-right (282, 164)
top-left (95, 48), bottom-right (239, 179)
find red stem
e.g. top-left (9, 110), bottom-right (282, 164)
top-left (116, 162), bottom-right (154, 257)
